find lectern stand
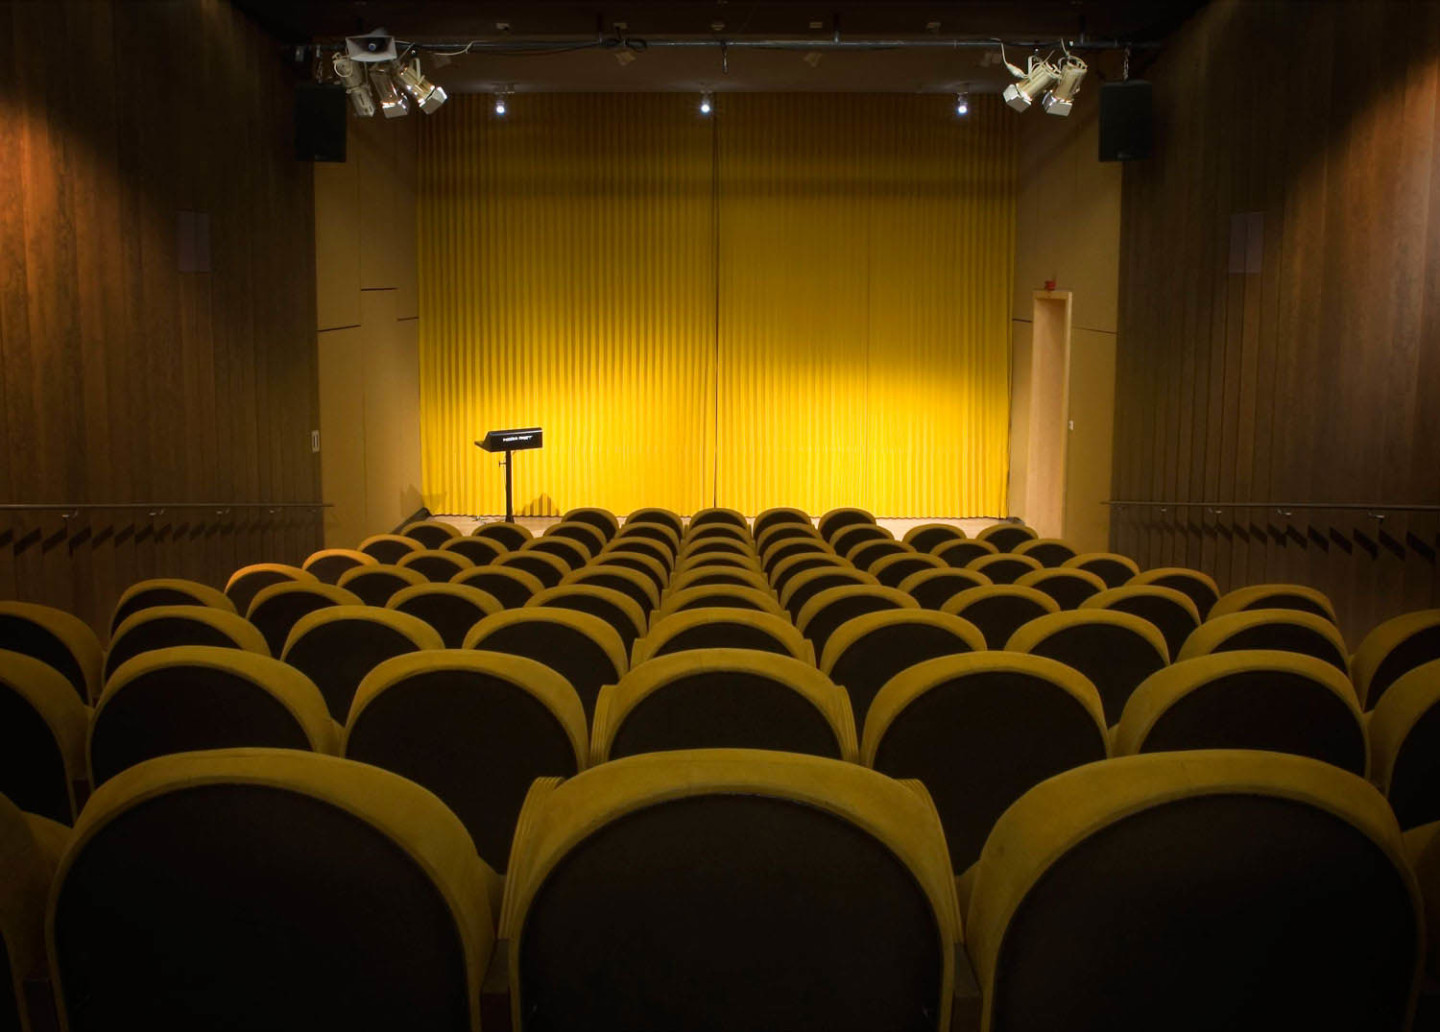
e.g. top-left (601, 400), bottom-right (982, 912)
top-left (475, 427), bottom-right (543, 523)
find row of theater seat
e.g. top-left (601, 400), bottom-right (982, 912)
top-left (2, 744), bottom-right (1438, 1030)
top-left (1, 504), bottom-right (1440, 1029)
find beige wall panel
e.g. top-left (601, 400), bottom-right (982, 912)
top-left (1064, 327), bottom-right (1117, 553)
top-left (361, 292), bottom-right (423, 532)
top-left (393, 118), bottom-right (420, 320)
top-left (314, 151), bottom-right (361, 331)
top-left (1008, 318), bottom-right (1034, 518)
top-left (317, 325), bottom-right (369, 548)
top-left (355, 115), bottom-right (403, 292)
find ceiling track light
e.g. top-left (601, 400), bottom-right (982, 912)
top-left (396, 54), bottom-right (448, 114)
top-left (331, 54), bottom-right (376, 118)
top-left (699, 91), bottom-right (713, 116)
top-left (955, 91), bottom-right (970, 117)
top-left (369, 61), bottom-right (410, 118)
top-left (1042, 54), bottom-right (1088, 117)
top-left (494, 89), bottom-right (510, 116)
top-left (1003, 54), bottom-right (1060, 113)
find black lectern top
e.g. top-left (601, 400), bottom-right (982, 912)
top-left (476, 427), bottom-right (543, 452)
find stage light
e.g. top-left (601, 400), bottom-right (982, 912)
top-left (494, 91), bottom-right (509, 116)
top-left (1042, 55), bottom-right (1088, 116)
top-left (1003, 56), bottom-right (1060, 112)
top-left (369, 62), bottom-right (410, 118)
top-left (699, 92), bottom-right (713, 115)
top-left (331, 54), bottom-right (376, 117)
top-left (955, 92), bottom-right (970, 117)
top-left (396, 55), bottom-right (448, 114)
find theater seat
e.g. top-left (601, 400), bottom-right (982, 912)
top-left (300, 549), bottom-right (375, 586)
top-left (592, 550), bottom-right (669, 593)
top-left (1006, 610), bottom-right (1170, 724)
top-left (764, 540), bottom-right (837, 579)
top-left (864, 651), bottom-right (1108, 876)
top-left (616, 521), bottom-right (682, 558)
top-left (934, 538), bottom-right (998, 568)
top-left (49, 749), bottom-right (497, 1032)
top-left (668, 566), bottom-right (773, 596)
top-left (109, 578), bottom-right (236, 636)
top-left (91, 647), bottom-right (339, 786)
top-left (1369, 660), bottom-right (1440, 830)
top-left (604, 536), bottom-right (676, 570)
top-left (357, 533), bottom-right (423, 565)
top-left (870, 551), bottom-right (946, 588)
top-left (1209, 583), bottom-right (1339, 624)
top-left (796, 585), bottom-right (919, 660)
top-left (755, 521), bottom-right (821, 556)
top-left (528, 584), bottom-right (647, 652)
top-left (624, 507), bottom-right (684, 539)
top-left (675, 552), bottom-right (760, 576)
top-left (282, 607), bottom-right (443, 721)
top-left (474, 520), bottom-right (533, 550)
top-left (832, 523), bottom-right (893, 558)
top-left (690, 506), bottom-right (749, 530)
top-left (1180, 610), bottom-right (1349, 674)
top-left (388, 583), bottom-right (502, 648)
top-left (223, 563), bottom-right (315, 615)
top-left (965, 552), bottom-right (1043, 586)
top-left (495, 550), bottom-right (570, 589)
top-left (897, 567), bottom-right (993, 610)
top-left (678, 537), bottom-right (755, 563)
top-left (591, 649), bottom-right (857, 763)
top-left (752, 506), bottom-right (811, 539)
top-left (337, 563), bottom-right (427, 606)
top-left (821, 610), bottom-right (986, 727)
top-left (941, 585), bottom-right (1059, 651)
top-left (440, 535), bottom-right (506, 566)
top-left (1082, 584), bottom-right (1201, 661)
top-left (817, 506), bottom-right (876, 541)
top-left (656, 585), bottom-right (785, 622)
top-left (1015, 567), bottom-right (1108, 610)
top-left (975, 523), bottom-right (1038, 553)
top-left (397, 548), bottom-right (475, 583)
top-left (453, 565), bottom-right (545, 609)
top-left (1353, 610), bottom-right (1440, 711)
top-left (562, 565), bottom-right (660, 613)
top-left (684, 523), bottom-right (752, 547)
top-left (781, 566), bottom-right (880, 619)
top-left (0, 650), bottom-right (89, 824)
top-left (105, 606), bottom-right (268, 682)
top-left (847, 539), bottom-right (913, 573)
top-left (966, 750), bottom-right (1421, 1032)
top-left (401, 519), bottom-right (462, 549)
top-left (246, 582), bottom-right (362, 656)
top-left (499, 748), bottom-right (959, 1031)
top-left (635, 609), bottom-right (814, 666)
top-left (1062, 551), bottom-right (1141, 588)
top-left (1403, 820), bottom-right (1440, 982)
top-left (901, 522), bottom-right (966, 553)
top-left (1013, 537), bottom-right (1078, 567)
top-left (547, 520), bottom-right (608, 557)
top-left (464, 608), bottom-right (627, 724)
top-left (345, 651), bottom-right (586, 873)
top-left (0, 602), bottom-right (103, 703)
top-left (0, 791), bottom-right (68, 1032)
top-left (520, 536), bottom-right (591, 572)
top-left (1131, 566), bottom-right (1222, 619)
top-left (560, 507), bottom-right (619, 542)
top-left (1114, 651), bottom-right (1367, 776)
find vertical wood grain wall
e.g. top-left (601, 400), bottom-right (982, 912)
top-left (1113, 0), bottom-right (1440, 644)
top-left (0, 0), bottom-right (321, 635)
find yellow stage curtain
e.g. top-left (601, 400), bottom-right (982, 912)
top-left (417, 94), bottom-right (717, 516)
top-left (418, 94), bottom-right (1015, 517)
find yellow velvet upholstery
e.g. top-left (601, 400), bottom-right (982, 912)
top-left (106, 606), bottom-right (269, 683)
top-left (387, 583), bottom-right (504, 648)
top-left (975, 524), bottom-right (1039, 552)
top-left (667, 566), bottom-right (774, 597)
top-left (902, 523), bottom-right (967, 547)
top-left (300, 549), bottom-right (377, 586)
top-left (0, 602), bottom-right (104, 704)
top-left (546, 520), bottom-right (609, 554)
top-left (591, 649), bottom-right (858, 764)
top-left (817, 507), bottom-right (876, 542)
top-left (1114, 651), bottom-right (1367, 774)
top-left (399, 549), bottom-right (477, 582)
top-left (464, 608), bottom-right (629, 723)
top-left (338, 563), bottom-right (429, 606)
top-left (795, 584), bottom-right (918, 638)
top-left (1403, 820), bottom-right (1440, 980)
top-left (49, 748), bottom-right (498, 1031)
top-left (624, 508), bottom-right (685, 537)
top-left (869, 551), bottom-right (946, 586)
top-left (634, 608), bottom-right (815, 666)
top-left (674, 551), bottom-right (763, 576)
top-left (1209, 583), bottom-right (1339, 624)
top-left (1129, 566), bottom-right (1222, 617)
top-left (528, 585), bottom-right (648, 646)
top-left (223, 563), bottom-right (315, 614)
top-left (897, 567), bottom-right (994, 609)
top-left (1180, 609), bottom-right (1350, 673)
top-left (357, 533), bottom-right (425, 564)
top-left (561, 507), bottom-right (621, 541)
top-left (614, 520), bottom-right (682, 555)
top-left (1013, 538), bottom-right (1079, 567)
top-left (245, 582), bottom-right (364, 656)
top-left (654, 586), bottom-right (785, 625)
top-left (500, 748), bottom-right (959, 1029)
top-left (109, 579), bottom-right (236, 637)
top-left (591, 550), bottom-right (670, 590)
top-left (1014, 567), bottom-right (1108, 608)
top-left (1061, 551), bottom-right (1141, 587)
top-left (0, 650), bottom-right (91, 823)
top-left (0, 792), bottom-right (66, 1032)
top-left (1353, 610), bottom-right (1440, 710)
top-left (520, 536), bottom-right (593, 569)
top-left (940, 586), bottom-right (1059, 650)
top-left (561, 565), bottom-right (661, 612)
top-left (1369, 661), bottom-right (1440, 830)
top-left (401, 519), bottom-right (463, 548)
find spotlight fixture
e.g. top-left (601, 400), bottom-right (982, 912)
top-left (396, 55), bottom-right (448, 114)
top-left (955, 91), bottom-right (970, 117)
top-left (331, 54), bottom-right (376, 118)
top-left (494, 90), bottom-right (509, 116)
top-left (1003, 55), bottom-right (1060, 113)
top-left (369, 62), bottom-right (410, 118)
top-left (699, 92), bottom-right (713, 115)
top-left (1042, 55), bottom-right (1088, 117)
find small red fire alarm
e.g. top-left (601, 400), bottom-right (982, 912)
top-left (1044, 279), bottom-right (1057, 292)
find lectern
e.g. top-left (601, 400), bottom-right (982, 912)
top-left (476, 427), bottom-right (543, 523)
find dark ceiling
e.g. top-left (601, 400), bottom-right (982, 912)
top-left (232, 1), bottom-right (1207, 94)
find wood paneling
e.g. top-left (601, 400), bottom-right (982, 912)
top-left (1113, 0), bottom-right (1440, 645)
top-left (0, 0), bottom-right (321, 635)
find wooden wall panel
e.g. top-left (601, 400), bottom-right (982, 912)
top-left (0, 0), bottom-right (322, 636)
top-left (1113, 0), bottom-right (1440, 645)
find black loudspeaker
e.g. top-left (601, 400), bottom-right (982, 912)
top-left (1099, 81), bottom-right (1153, 162)
top-left (295, 83), bottom-right (347, 162)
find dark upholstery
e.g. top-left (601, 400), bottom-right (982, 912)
top-left (1023, 571), bottom-right (1105, 610)
top-left (249, 590), bottom-right (344, 656)
top-left (1385, 703), bottom-right (1440, 830)
top-left (469, 621), bottom-right (620, 722)
top-left (625, 509), bottom-right (684, 537)
top-left (906, 526), bottom-right (965, 553)
top-left (979, 525), bottom-right (1035, 553)
top-left (223, 569), bottom-right (295, 616)
top-left (935, 541), bottom-right (995, 568)
top-left (403, 524), bottom-right (457, 549)
top-left (831, 524), bottom-right (891, 556)
top-left (690, 510), bottom-right (748, 530)
top-left (499, 554), bottom-right (566, 589)
top-left (517, 795), bottom-right (943, 1032)
top-left (903, 571), bottom-right (990, 610)
top-left (1371, 625), bottom-right (1440, 709)
top-left (679, 570), bottom-right (764, 591)
top-left (753, 510), bottom-right (811, 537)
top-left (803, 594), bottom-right (909, 658)
top-left (672, 592), bottom-right (769, 614)
top-left (1211, 623), bottom-right (1348, 673)
top-left (0, 686), bottom-right (71, 822)
top-left (764, 540), bottom-right (831, 576)
top-left (475, 523), bottom-right (531, 549)
top-left (536, 593), bottom-right (641, 651)
top-left (874, 556), bottom-right (939, 588)
top-left (567, 570), bottom-right (654, 612)
top-left (440, 538), bottom-right (503, 565)
top-left (340, 568), bottom-right (415, 607)
top-left (525, 539), bottom-right (588, 571)
top-left (653, 622), bottom-right (794, 660)
top-left (608, 537), bottom-right (674, 568)
top-left (596, 554), bottom-right (667, 592)
top-left (1021, 623), bottom-right (1167, 724)
top-left (393, 591), bottom-right (494, 648)
top-left (818, 509), bottom-right (874, 541)
top-left (110, 586), bottom-right (213, 631)
top-left (285, 621), bottom-right (426, 720)
top-left (1101, 594), bottom-right (1200, 660)
top-left (457, 570), bottom-right (538, 608)
top-left (1073, 556), bottom-right (1136, 589)
top-left (105, 617), bottom-right (248, 681)
top-left (1018, 541), bottom-right (1077, 567)
top-left (785, 571), bottom-right (871, 618)
top-left (1147, 571), bottom-right (1220, 619)
top-left (360, 537), bottom-right (418, 564)
top-left (969, 556), bottom-right (1040, 586)
top-left (0, 614), bottom-right (87, 700)
top-left (849, 540), bottom-right (909, 571)
top-left (827, 621), bottom-right (981, 726)
top-left (949, 592), bottom-right (1053, 650)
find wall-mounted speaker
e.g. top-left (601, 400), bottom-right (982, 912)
top-left (1099, 81), bottom-right (1153, 162)
top-left (295, 83), bottom-right (347, 162)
